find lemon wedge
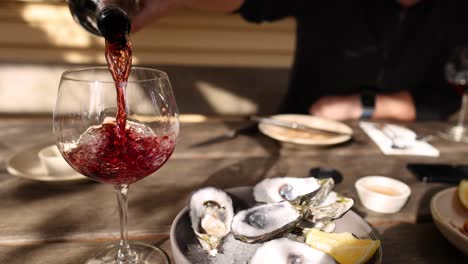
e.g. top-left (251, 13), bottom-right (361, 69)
top-left (304, 228), bottom-right (380, 264)
top-left (458, 179), bottom-right (468, 210)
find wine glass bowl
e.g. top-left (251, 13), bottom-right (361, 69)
top-left (54, 67), bottom-right (179, 263)
top-left (441, 47), bottom-right (468, 142)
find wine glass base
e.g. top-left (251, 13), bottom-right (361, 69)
top-left (440, 125), bottom-right (468, 143)
top-left (85, 242), bottom-right (170, 264)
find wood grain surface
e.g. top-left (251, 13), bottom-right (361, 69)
top-left (0, 117), bottom-right (466, 263)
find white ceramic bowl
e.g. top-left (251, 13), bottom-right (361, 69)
top-left (38, 145), bottom-right (76, 177)
top-left (431, 187), bottom-right (468, 255)
top-left (355, 176), bottom-right (411, 214)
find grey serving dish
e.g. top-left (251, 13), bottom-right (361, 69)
top-left (170, 186), bottom-right (383, 264)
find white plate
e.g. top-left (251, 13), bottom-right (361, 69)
top-left (431, 187), bottom-right (468, 255)
top-left (6, 144), bottom-right (88, 183)
top-left (258, 114), bottom-right (353, 146)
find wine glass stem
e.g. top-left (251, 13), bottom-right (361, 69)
top-left (115, 184), bottom-right (136, 263)
top-left (457, 93), bottom-right (468, 128)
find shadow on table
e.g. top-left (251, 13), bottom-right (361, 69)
top-left (11, 179), bottom-right (97, 202)
top-left (129, 154), bottom-right (285, 228)
top-left (199, 156), bottom-right (288, 190)
top-left (0, 237), bottom-right (171, 264)
top-left (187, 121), bottom-right (281, 152)
top-left (415, 184), bottom-right (451, 223)
top-left (130, 184), bottom-right (197, 229)
top-left (0, 242), bottom-right (91, 264)
top-left (377, 222), bottom-right (467, 264)
top-left (0, 180), bottom-right (115, 249)
top-left (132, 156), bottom-right (289, 225)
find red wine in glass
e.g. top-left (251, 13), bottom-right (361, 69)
top-left (446, 63), bottom-right (468, 95)
top-left (99, 6), bottom-right (133, 143)
top-left (105, 35), bottom-right (132, 142)
top-left (64, 6), bottom-right (177, 186)
top-left (442, 49), bottom-right (468, 142)
top-left (56, 67), bottom-right (178, 264)
top-left (56, 7), bottom-right (178, 264)
top-left (64, 122), bottom-right (176, 185)
top-left (451, 83), bottom-right (468, 95)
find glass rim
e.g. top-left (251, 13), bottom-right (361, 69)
top-left (60, 66), bottom-right (169, 83)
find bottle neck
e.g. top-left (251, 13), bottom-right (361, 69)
top-left (97, 6), bottom-right (131, 43)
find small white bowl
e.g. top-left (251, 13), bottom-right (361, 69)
top-left (38, 145), bottom-right (75, 177)
top-left (355, 176), bottom-right (411, 214)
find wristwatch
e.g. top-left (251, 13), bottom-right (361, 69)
top-left (360, 91), bottom-right (376, 120)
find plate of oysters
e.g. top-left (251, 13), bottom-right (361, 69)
top-left (170, 177), bottom-right (382, 264)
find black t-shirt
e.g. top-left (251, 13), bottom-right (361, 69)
top-left (238, 0), bottom-right (467, 120)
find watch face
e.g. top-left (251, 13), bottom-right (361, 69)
top-left (361, 107), bottom-right (374, 119)
top-left (360, 92), bottom-right (375, 119)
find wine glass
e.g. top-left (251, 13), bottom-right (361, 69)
top-left (441, 47), bottom-right (468, 142)
top-left (53, 67), bottom-right (179, 264)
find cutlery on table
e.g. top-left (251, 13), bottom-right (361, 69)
top-left (375, 124), bottom-right (413, 149)
top-left (189, 122), bottom-right (258, 148)
top-left (190, 115), bottom-right (352, 148)
top-left (250, 116), bottom-right (353, 136)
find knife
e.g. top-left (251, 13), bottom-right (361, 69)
top-left (189, 123), bottom-right (258, 148)
top-left (250, 116), bottom-right (352, 136)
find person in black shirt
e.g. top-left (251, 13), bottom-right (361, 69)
top-left (132, 0), bottom-right (465, 121)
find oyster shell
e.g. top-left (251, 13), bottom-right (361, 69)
top-left (303, 221), bottom-right (337, 233)
top-left (253, 177), bottom-right (321, 203)
top-left (189, 187), bottom-right (234, 256)
top-left (305, 178), bottom-right (335, 207)
top-left (302, 179), bottom-right (354, 232)
top-left (249, 238), bottom-right (337, 264)
top-left (231, 201), bottom-right (303, 243)
top-left (252, 177), bottom-right (340, 209)
top-left (308, 196), bottom-right (354, 223)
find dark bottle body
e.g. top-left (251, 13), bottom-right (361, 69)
top-left (67, 0), bottom-right (138, 37)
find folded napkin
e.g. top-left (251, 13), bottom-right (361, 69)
top-left (359, 122), bottom-right (439, 157)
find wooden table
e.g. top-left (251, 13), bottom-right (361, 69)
top-left (0, 116), bottom-right (466, 263)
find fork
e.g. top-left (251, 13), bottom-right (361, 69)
top-left (376, 124), bottom-right (410, 149)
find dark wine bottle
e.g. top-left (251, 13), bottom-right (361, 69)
top-left (67, 0), bottom-right (134, 38)
top-left (97, 6), bottom-right (130, 46)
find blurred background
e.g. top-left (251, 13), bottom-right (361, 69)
top-left (0, 0), bottom-right (295, 116)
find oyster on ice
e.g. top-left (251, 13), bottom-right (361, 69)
top-left (189, 187), bottom-right (234, 256)
top-left (305, 178), bottom-right (335, 207)
top-left (307, 195), bottom-right (354, 223)
top-left (253, 177), bottom-right (321, 203)
top-left (253, 177), bottom-right (346, 209)
top-left (231, 201), bottom-right (305, 243)
top-left (303, 179), bottom-right (354, 232)
top-left (254, 177), bottom-right (353, 233)
top-left (250, 238), bottom-right (337, 264)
